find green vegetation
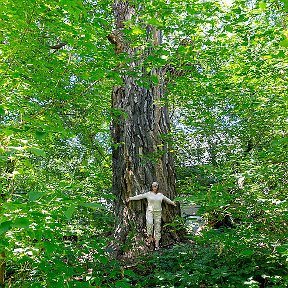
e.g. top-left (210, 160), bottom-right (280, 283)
top-left (0, 0), bottom-right (287, 287)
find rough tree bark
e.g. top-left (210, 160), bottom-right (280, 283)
top-left (109, 1), bottom-right (184, 255)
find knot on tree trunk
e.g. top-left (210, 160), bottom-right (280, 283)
top-left (107, 30), bottom-right (125, 54)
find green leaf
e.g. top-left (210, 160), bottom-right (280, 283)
top-left (275, 50), bottom-right (286, 58)
top-left (115, 280), bottom-right (131, 288)
top-left (0, 107), bottom-right (5, 116)
top-left (2, 129), bottom-right (13, 136)
top-left (151, 74), bottom-right (159, 84)
top-left (35, 130), bottom-right (47, 140)
top-left (0, 221), bottom-right (12, 235)
top-left (259, 2), bottom-right (266, 10)
top-left (13, 217), bottom-right (30, 229)
top-left (131, 26), bottom-right (145, 36)
top-left (27, 147), bottom-right (46, 157)
top-left (28, 191), bottom-right (45, 201)
top-left (43, 241), bottom-right (59, 255)
top-left (225, 25), bottom-right (233, 33)
top-left (64, 205), bottom-right (77, 220)
top-left (276, 244), bottom-right (288, 255)
top-left (279, 38), bottom-right (288, 48)
top-left (241, 249), bottom-right (254, 256)
top-left (97, 255), bottom-right (109, 264)
top-left (147, 18), bottom-right (163, 27)
top-left (124, 269), bottom-right (137, 277)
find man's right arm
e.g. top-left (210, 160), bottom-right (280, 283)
top-left (127, 193), bottom-right (148, 201)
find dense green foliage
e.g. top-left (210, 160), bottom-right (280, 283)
top-left (0, 0), bottom-right (287, 287)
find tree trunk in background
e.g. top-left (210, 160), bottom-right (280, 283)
top-left (0, 251), bottom-right (5, 288)
top-left (109, 1), bottom-right (183, 255)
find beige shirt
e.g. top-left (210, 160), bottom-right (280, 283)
top-left (129, 191), bottom-right (175, 211)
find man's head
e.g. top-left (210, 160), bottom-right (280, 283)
top-left (151, 181), bottom-right (159, 192)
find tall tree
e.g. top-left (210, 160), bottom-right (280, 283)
top-left (108, 1), bottom-right (183, 253)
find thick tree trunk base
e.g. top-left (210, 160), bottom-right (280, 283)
top-left (108, 234), bottom-right (188, 261)
top-left (108, 232), bottom-right (189, 264)
top-left (107, 203), bottom-right (187, 260)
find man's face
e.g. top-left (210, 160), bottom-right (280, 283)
top-left (152, 182), bottom-right (159, 190)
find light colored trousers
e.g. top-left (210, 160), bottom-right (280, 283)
top-left (146, 209), bottom-right (162, 241)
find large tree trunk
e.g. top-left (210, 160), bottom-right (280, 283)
top-left (109, 1), bottom-right (184, 255)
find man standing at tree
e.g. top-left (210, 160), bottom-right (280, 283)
top-left (127, 182), bottom-right (177, 250)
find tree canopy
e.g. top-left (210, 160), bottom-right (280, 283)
top-left (0, 0), bottom-right (287, 287)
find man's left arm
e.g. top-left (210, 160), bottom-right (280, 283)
top-left (163, 195), bottom-right (177, 206)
